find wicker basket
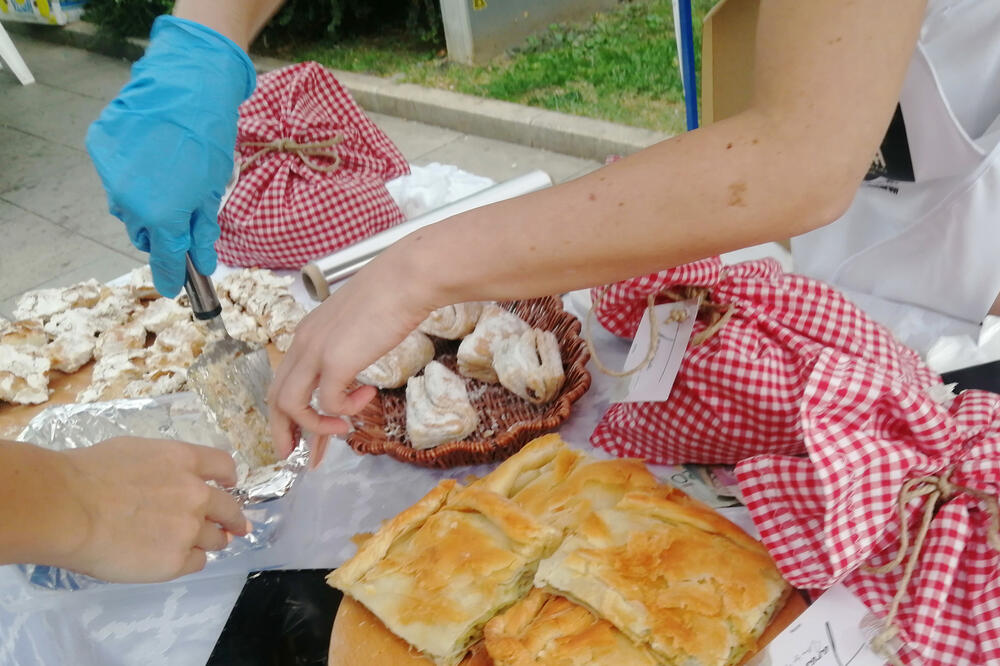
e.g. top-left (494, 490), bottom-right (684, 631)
top-left (345, 297), bottom-right (591, 468)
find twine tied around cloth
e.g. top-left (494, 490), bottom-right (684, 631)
top-left (240, 135), bottom-right (345, 173)
top-left (584, 284), bottom-right (735, 378)
top-left (864, 469), bottom-right (1000, 665)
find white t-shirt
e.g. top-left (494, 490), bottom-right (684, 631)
top-left (791, 0), bottom-right (1000, 353)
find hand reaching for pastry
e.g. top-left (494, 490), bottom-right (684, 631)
top-left (55, 437), bottom-right (249, 583)
top-left (268, 264), bottom-right (434, 462)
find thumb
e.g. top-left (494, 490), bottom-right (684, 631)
top-left (148, 220), bottom-right (193, 298)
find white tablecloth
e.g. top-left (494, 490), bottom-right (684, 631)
top-left (3, 237), bottom-right (996, 666)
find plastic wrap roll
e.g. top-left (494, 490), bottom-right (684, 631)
top-left (301, 169), bottom-right (553, 300)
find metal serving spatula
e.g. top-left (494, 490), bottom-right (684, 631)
top-left (183, 256), bottom-right (278, 468)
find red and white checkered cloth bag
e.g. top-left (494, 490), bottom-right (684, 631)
top-left (589, 256), bottom-right (940, 464)
top-left (217, 61), bottom-right (409, 269)
top-left (736, 349), bottom-right (1000, 665)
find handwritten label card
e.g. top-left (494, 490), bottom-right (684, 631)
top-left (748, 584), bottom-right (886, 666)
top-left (618, 299), bottom-right (699, 404)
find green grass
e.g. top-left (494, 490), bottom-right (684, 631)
top-left (291, 0), bottom-right (718, 135)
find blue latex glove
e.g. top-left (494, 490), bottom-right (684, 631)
top-left (86, 16), bottom-right (257, 297)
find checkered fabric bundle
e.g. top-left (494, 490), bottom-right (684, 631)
top-left (589, 256), bottom-right (940, 464)
top-left (217, 62), bottom-right (409, 269)
top-left (736, 349), bottom-right (1000, 665)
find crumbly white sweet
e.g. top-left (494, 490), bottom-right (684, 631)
top-left (218, 269), bottom-right (306, 352)
top-left (405, 360), bottom-right (479, 449)
top-left (0, 346), bottom-right (51, 404)
top-left (14, 278), bottom-right (105, 321)
top-left (125, 265), bottom-right (160, 301)
top-left (1, 270), bottom-right (305, 409)
top-left (95, 320), bottom-right (148, 360)
top-left (0, 319), bottom-right (48, 349)
top-left (493, 328), bottom-right (566, 405)
top-left (135, 297), bottom-right (191, 334)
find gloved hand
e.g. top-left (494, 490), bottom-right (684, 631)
top-left (86, 16), bottom-right (257, 297)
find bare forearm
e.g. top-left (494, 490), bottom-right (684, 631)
top-left (380, 0), bottom-right (925, 308)
top-left (0, 440), bottom-right (83, 567)
top-left (173, 0), bottom-right (286, 50)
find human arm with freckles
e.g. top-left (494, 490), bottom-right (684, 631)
top-left (268, 0), bottom-right (928, 459)
top-left (0, 437), bottom-right (250, 584)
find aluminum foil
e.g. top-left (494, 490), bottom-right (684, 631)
top-left (16, 391), bottom-right (309, 591)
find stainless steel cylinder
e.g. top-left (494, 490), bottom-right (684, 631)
top-left (301, 169), bottom-right (554, 300)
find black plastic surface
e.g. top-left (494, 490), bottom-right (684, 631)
top-left (207, 569), bottom-right (343, 666)
top-left (941, 359), bottom-right (1000, 395)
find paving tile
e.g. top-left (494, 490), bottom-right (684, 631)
top-left (414, 134), bottom-right (601, 184)
top-left (0, 160), bottom-right (144, 262)
top-left (30, 51), bottom-right (130, 100)
top-left (0, 199), bottom-right (135, 302)
top-left (367, 112), bottom-right (462, 162)
top-left (4, 89), bottom-right (106, 151)
top-left (0, 126), bottom-right (90, 195)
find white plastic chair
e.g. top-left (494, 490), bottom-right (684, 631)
top-left (0, 21), bottom-right (35, 85)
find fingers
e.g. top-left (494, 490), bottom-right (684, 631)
top-left (192, 445), bottom-right (239, 488)
top-left (205, 486), bottom-right (249, 536)
top-left (148, 223), bottom-right (193, 298)
top-left (310, 434), bottom-right (330, 469)
top-left (188, 205), bottom-right (220, 276)
top-left (194, 522), bottom-right (230, 552)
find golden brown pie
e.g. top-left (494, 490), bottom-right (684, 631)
top-left (327, 479), bottom-right (562, 666)
top-left (534, 491), bottom-right (791, 665)
top-left (483, 588), bottom-right (659, 665)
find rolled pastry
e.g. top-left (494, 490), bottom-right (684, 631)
top-left (357, 330), bottom-right (435, 389)
top-left (493, 328), bottom-right (565, 404)
top-left (456, 304), bottom-right (529, 383)
top-left (418, 302), bottom-right (484, 339)
top-left (405, 361), bottom-right (479, 449)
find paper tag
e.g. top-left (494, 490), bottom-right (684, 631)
top-left (748, 584), bottom-right (885, 666)
top-left (618, 299), bottom-right (699, 403)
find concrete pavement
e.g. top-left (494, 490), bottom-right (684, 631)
top-left (0, 33), bottom-right (604, 320)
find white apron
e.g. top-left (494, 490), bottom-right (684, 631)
top-left (791, 0), bottom-right (1000, 355)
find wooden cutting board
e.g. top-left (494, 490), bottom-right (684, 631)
top-left (0, 344), bottom-right (285, 440)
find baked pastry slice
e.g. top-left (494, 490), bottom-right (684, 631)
top-left (456, 303), bottom-right (529, 383)
top-left (357, 330), bottom-right (436, 389)
top-left (419, 302), bottom-right (484, 339)
top-left (327, 480), bottom-right (562, 666)
top-left (533, 491), bottom-right (792, 666)
top-left (405, 360), bottom-right (479, 449)
top-left (484, 588), bottom-right (658, 666)
top-left (472, 434), bottom-right (666, 535)
top-left (492, 328), bottom-right (565, 404)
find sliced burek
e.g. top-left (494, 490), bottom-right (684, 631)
top-left (470, 434), bottom-right (666, 535)
top-left (533, 491), bottom-right (792, 666)
top-left (327, 480), bottom-right (562, 666)
top-left (484, 588), bottom-right (658, 666)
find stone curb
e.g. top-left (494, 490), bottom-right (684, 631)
top-left (9, 20), bottom-right (670, 161)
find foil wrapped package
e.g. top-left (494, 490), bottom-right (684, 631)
top-left (16, 392), bottom-right (309, 591)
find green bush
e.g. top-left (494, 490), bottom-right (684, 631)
top-left (82, 0), bottom-right (444, 48)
